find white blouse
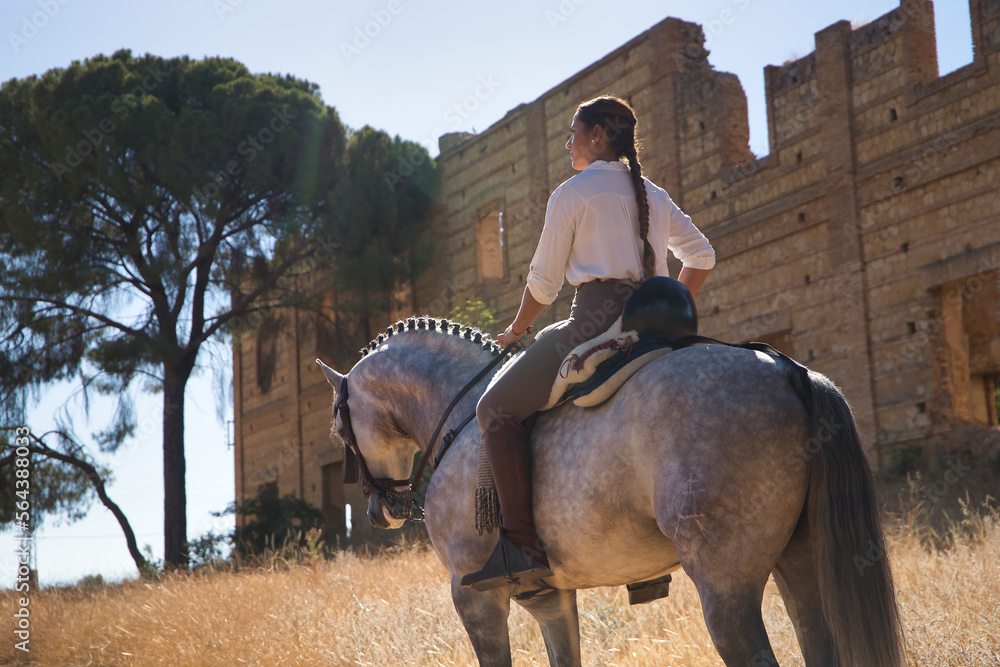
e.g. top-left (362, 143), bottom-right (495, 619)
top-left (526, 160), bottom-right (716, 305)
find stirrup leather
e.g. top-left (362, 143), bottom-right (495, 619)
top-left (462, 537), bottom-right (553, 591)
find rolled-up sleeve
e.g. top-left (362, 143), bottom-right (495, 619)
top-left (666, 201), bottom-right (716, 270)
top-left (526, 187), bottom-right (578, 305)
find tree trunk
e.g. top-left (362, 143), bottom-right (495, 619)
top-left (162, 363), bottom-right (192, 569)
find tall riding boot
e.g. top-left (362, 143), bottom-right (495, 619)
top-left (461, 414), bottom-right (553, 591)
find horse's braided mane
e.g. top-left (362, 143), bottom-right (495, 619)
top-left (359, 317), bottom-right (503, 358)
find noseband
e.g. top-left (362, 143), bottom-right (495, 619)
top-left (334, 343), bottom-right (517, 522)
top-left (333, 375), bottom-right (415, 519)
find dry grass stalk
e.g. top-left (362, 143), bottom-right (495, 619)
top-left (2, 498), bottom-right (998, 666)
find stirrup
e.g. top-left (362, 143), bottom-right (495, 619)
top-left (461, 537), bottom-right (553, 591)
top-left (625, 573), bottom-right (672, 605)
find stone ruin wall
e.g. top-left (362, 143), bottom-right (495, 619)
top-left (234, 0), bottom-right (1000, 545)
top-left (415, 0), bottom-right (1000, 469)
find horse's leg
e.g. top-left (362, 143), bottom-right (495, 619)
top-left (771, 519), bottom-right (836, 667)
top-left (451, 581), bottom-right (513, 666)
top-left (694, 583), bottom-right (778, 666)
top-left (516, 588), bottom-right (581, 667)
top-left (664, 483), bottom-right (792, 665)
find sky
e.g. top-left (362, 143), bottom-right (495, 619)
top-left (0, 0), bottom-right (975, 585)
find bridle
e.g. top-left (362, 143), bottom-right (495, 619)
top-left (333, 375), bottom-right (414, 518)
top-left (334, 343), bottom-right (518, 522)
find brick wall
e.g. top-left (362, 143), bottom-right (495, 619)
top-left (416, 0), bottom-right (1000, 464)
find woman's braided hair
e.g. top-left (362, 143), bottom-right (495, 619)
top-left (575, 95), bottom-right (654, 279)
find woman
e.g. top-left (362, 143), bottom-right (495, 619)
top-left (461, 95), bottom-right (716, 591)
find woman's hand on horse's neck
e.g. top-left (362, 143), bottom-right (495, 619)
top-left (500, 286), bottom-right (547, 347)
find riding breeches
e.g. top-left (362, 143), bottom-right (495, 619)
top-left (476, 279), bottom-right (635, 426)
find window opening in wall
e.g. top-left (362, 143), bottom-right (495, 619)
top-left (476, 203), bottom-right (505, 282)
top-left (256, 313), bottom-right (280, 394)
top-left (935, 0), bottom-right (973, 76)
top-left (970, 374), bottom-right (1000, 426)
top-left (962, 276), bottom-right (1000, 426)
top-left (889, 108), bottom-right (898, 121)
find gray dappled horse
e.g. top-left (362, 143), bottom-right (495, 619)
top-left (317, 318), bottom-right (903, 666)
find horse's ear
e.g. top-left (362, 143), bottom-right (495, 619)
top-left (315, 359), bottom-right (345, 388)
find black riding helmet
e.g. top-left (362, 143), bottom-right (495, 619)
top-left (621, 276), bottom-right (698, 338)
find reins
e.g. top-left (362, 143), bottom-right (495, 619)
top-left (336, 342), bottom-right (519, 522)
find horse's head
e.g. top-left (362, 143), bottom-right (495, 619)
top-left (316, 358), bottom-right (415, 530)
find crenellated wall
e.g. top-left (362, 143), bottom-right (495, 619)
top-left (234, 0), bottom-right (1000, 541)
top-left (416, 0), bottom-right (1000, 467)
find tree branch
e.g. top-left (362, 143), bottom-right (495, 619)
top-left (195, 234), bottom-right (314, 347)
top-left (4, 295), bottom-right (151, 343)
top-left (0, 428), bottom-right (150, 574)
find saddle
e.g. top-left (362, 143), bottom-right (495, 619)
top-left (541, 276), bottom-right (699, 411)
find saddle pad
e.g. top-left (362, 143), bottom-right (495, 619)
top-left (571, 345), bottom-right (673, 408)
top-left (540, 317), bottom-right (676, 411)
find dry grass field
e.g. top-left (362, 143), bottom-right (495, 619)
top-left (2, 480), bottom-right (998, 666)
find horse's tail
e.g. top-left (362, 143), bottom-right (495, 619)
top-left (803, 371), bottom-right (904, 667)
